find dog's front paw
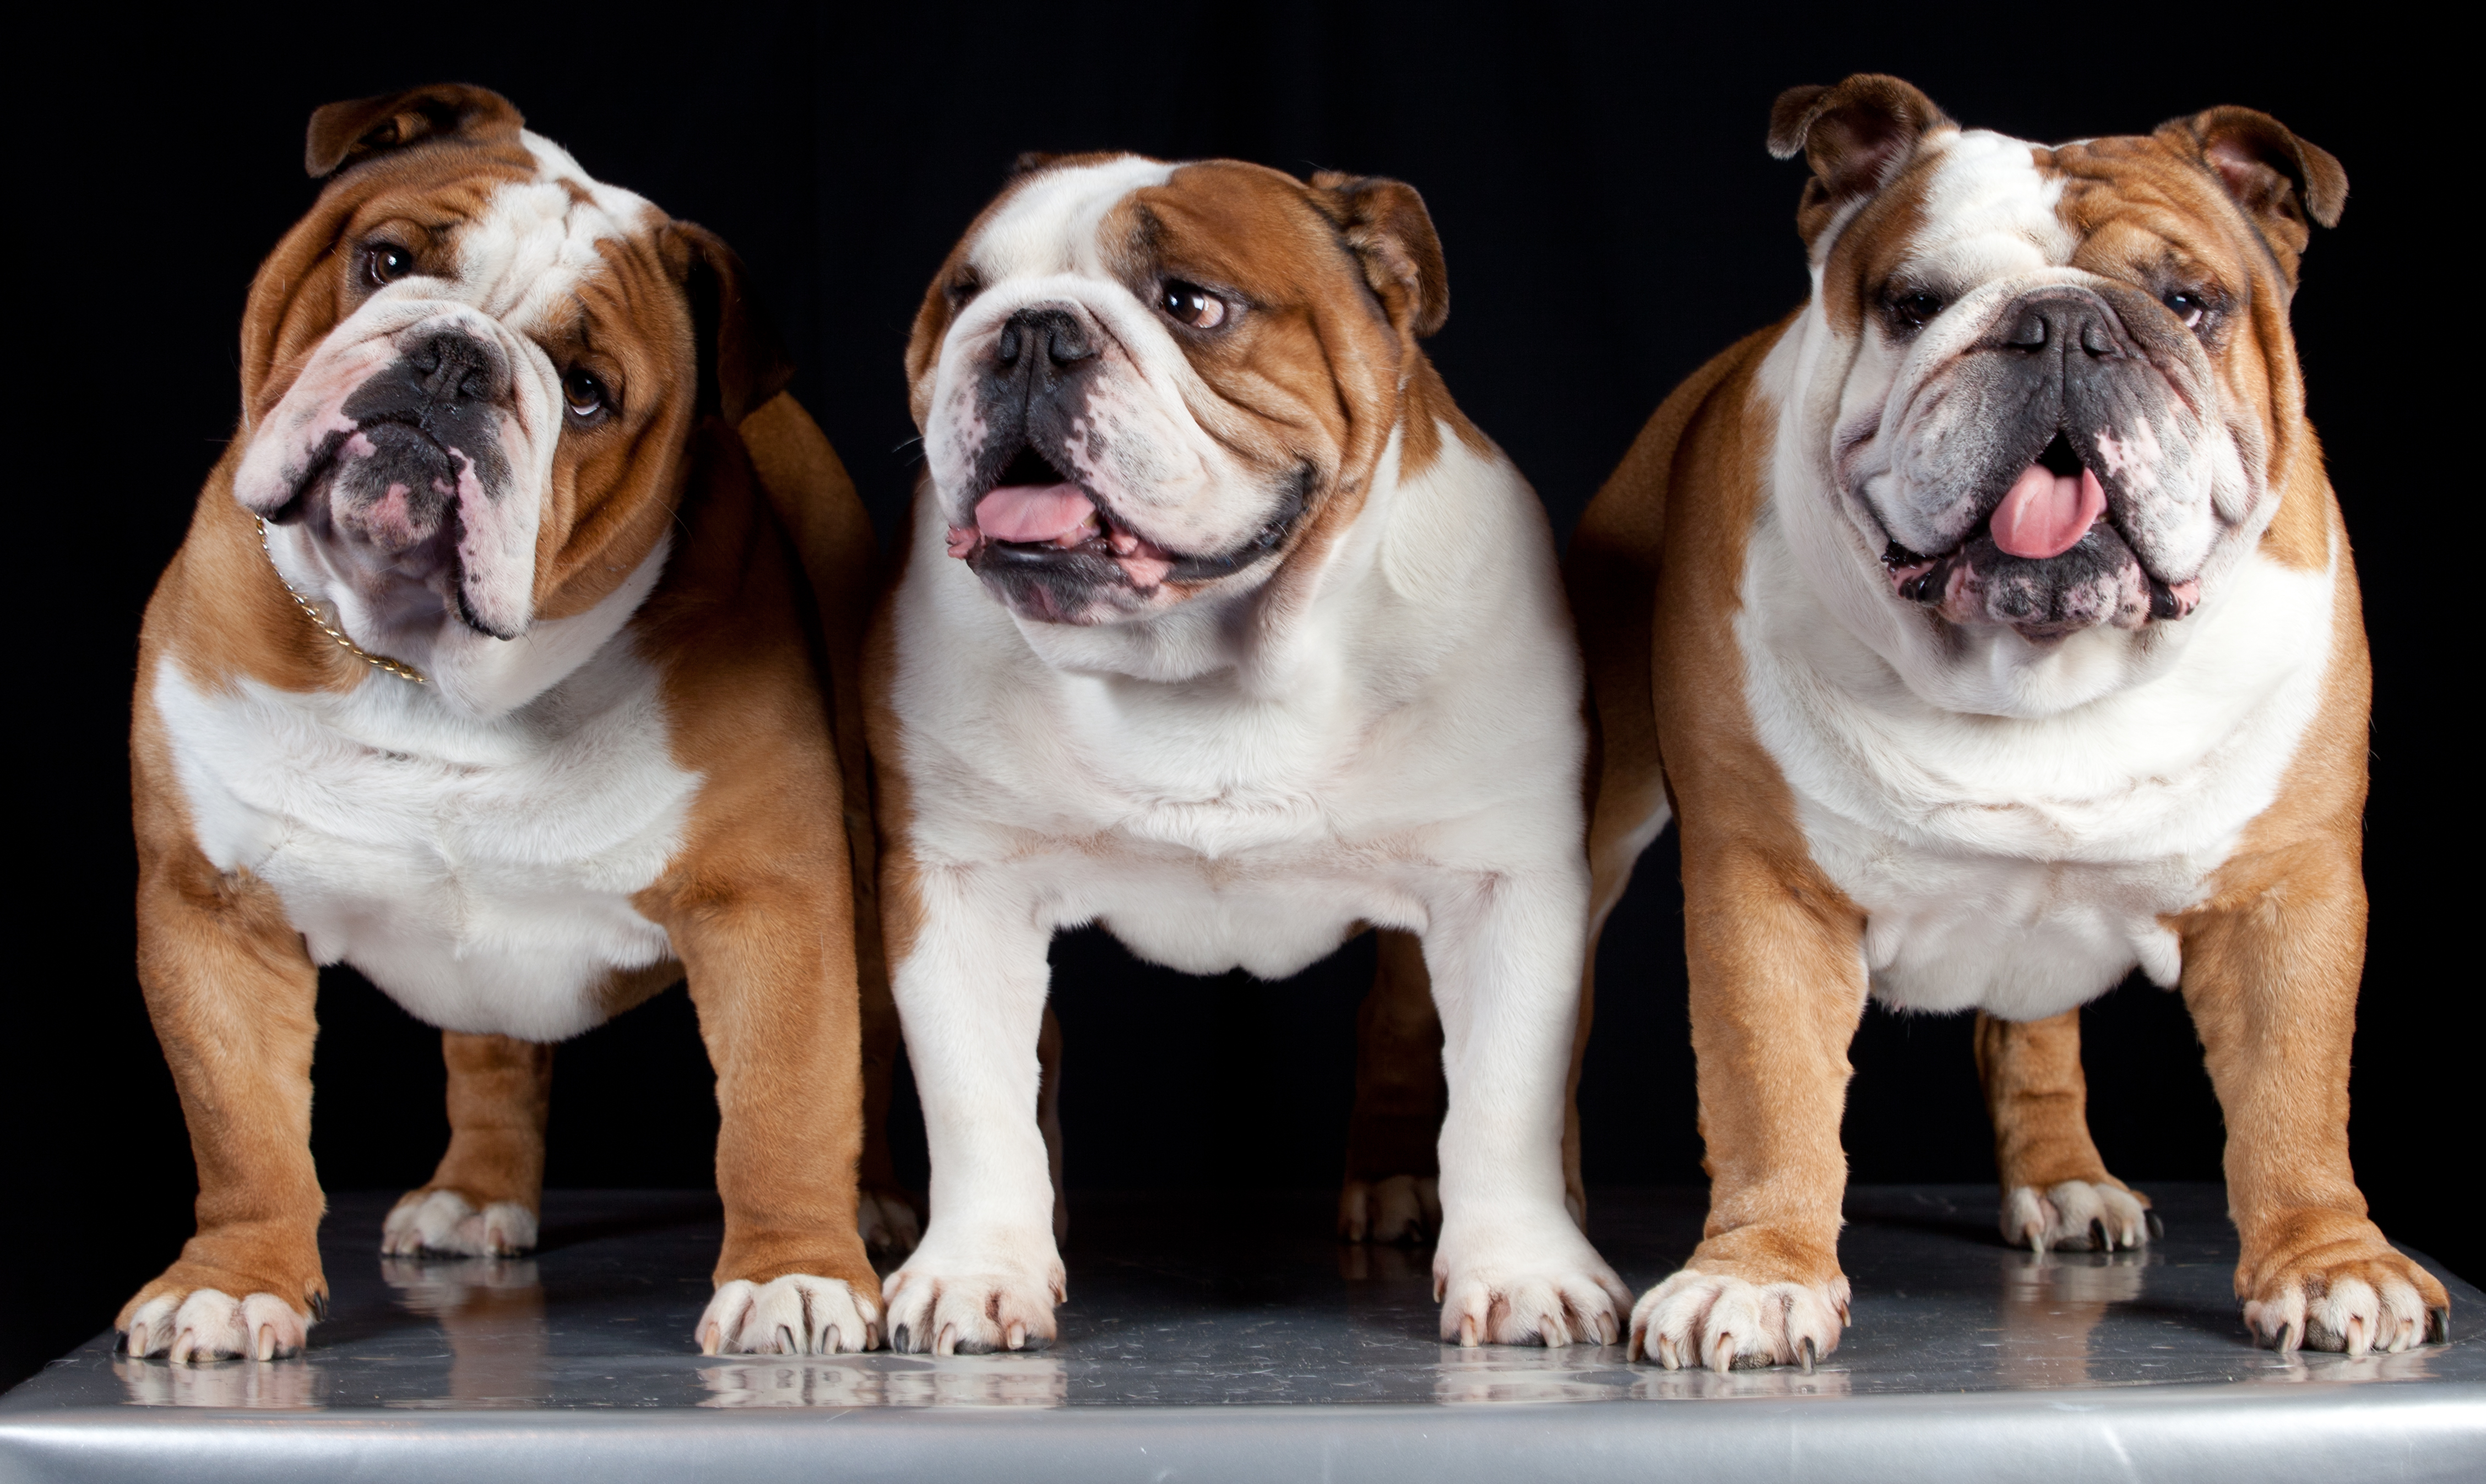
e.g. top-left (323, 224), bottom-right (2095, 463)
top-left (2240, 1211), bottom-right (2450, 1355)
top-left (122, 1289), bottom-right (311, 1363)
top-left (882, 1235), bottom-right (1065, 1355)
top-left (858, 1188), bottom-right (923, 1255)
top-left (2000, 1179), bottom-right (2156, 1253)
top-left (1432, 1219), bottom-right (1630, 1347)
top-left (698, 1275), bottom-right (881, 1356)
top-left (1339, 1175), bottom-right (1440, 1243)
top-left (383, 1188), bottom-right (538, 1258)
top-left (1630, 1268), bottom-right (1850, 1372)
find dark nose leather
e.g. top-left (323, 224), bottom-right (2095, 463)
top-left (1999, 291), bottom-right (2126, 360)
top-left (401, 330), bottom-right (510, 407)
top-left (995, 307), bottom-right (1097, 371)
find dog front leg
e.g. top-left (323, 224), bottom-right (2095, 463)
top-left (1425, 867), bottom-right (1631, 1347)
top-left (880, 862), bottom-right (1063, 1354)
top-left (1630, 838), bottom-right (1865, 1371)
top-left (382, 1032), bottom-right (553, 1259)
top-left (1974, 1010), bottom-right (2154, 1253)
top-left (2179, 843), bottom-right (2449, 1353)
top-left (120, 838), bottom-right (326, 1363)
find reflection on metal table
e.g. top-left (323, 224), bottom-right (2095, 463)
top-left (4, 1184), bottom-right (2480, 1481)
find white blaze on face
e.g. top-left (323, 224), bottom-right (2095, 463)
top-left (921, 157), bottom-right (1288, 562)
top-left (233, 133), bottom-right (655, 694)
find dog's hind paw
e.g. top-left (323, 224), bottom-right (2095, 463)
top-left (382, 1188), bottom-right (538, 1258)
top-left (2000, 1179), bottom-right (2155, 1253)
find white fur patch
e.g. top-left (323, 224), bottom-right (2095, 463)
top-left (154, 558), bottom-right (697, 1042)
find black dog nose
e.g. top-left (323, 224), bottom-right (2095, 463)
top-left (995, 307), bottom-right (1096, 370)
top-left (2001, 291), bottom-right (2125, 358)
top-left (401, 330), bottom-right (509, 406)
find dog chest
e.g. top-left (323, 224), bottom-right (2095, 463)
top-left (150, 642), bottom-right (697, 1041)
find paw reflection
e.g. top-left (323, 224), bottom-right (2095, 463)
top-left (698, 1353), bottom-right (1068, 1408)
top-left (1432, 1343), bottom-right (1634, 1404)
top-left (381, 1253), bottom-right (546, 1407)
top-left (1629, 1364), bottom-right (1853, 1400)
top-left (115, 1353), bottom-right (322, 1409)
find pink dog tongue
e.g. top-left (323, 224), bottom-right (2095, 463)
top-left (1991, 464), bottom-right (2107, 559)
top-left (975, 483), bottom-right (1098, 546)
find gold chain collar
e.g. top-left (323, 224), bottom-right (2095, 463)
top-left (256, 518), bottom-right (429, 686)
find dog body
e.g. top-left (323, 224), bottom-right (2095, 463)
top-left (871, 156), bottom-right (1627, 1353)
top-left (1570, 77), bottom-right (2447, 1369)
top-left (123, 86), bottom-right (881, 1362)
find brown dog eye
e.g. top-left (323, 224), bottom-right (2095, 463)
top-left (2163, 290), bottom-right (2211, 331)
top-left (563, 368), bottom-right (607, 418)
top-left (367, 243), bottom-right (416, 285)
top-left (1159, 280), bottom-right (1227, 329)
top-left (1888, 291), bottom-right (1944, 332)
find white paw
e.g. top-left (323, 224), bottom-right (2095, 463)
top-left (2000, 1181), bottom-right (2153, 1254)
top-left (382, 1189), bottom-right (538, 1258)
top-left (2246, 1271), bottom-right (2441, 1357)
top-left (697, 1275), bottom-right (881, 1356)
top-left (1339, 1175), bottom-right (1441, 1243)
top-left (882, 1234), bottom-right (1065, 1355)
top-left (123, 1290), bottom-right (310, 1363)
top-left (1629, 1270), bottom-right (1848, 1371)
top-left (858, 1189), bottom-right (922, 1253)
top-left (1431, 1219), bottom-right (1630, 1347)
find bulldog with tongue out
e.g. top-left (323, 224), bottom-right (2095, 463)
top-left (1571, 76), bottom-right (2448, 1370)
top-left (868, 154), bottom-right (1627, 1353)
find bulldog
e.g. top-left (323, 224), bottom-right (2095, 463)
top-left (866, 154), bottom-right (1629, 1352)
top-left (1570, 75), bottom-right (2448, 1368)
top-left (121, 84), bottom-right (885, 1361)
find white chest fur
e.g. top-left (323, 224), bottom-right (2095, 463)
top-left (892, 428), bottom-right (1588, 981)
top-left (151, 628), bottom-right (698, 1042)
top-left (1737, 499), bottom-right (2337, 1020)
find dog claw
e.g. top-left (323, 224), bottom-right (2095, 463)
top-left (2427, 1306), bottom-right (2450, 1344)
top-left (2145, 1211), bottom-right (2165, 1240)
top-left (1799, 1336), bottom-right (1817, 1373)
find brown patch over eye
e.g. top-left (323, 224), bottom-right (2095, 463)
top-left (1159, 280), bottom-right (1227, 329)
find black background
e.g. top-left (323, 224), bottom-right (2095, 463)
top-left (7, 5), bottom-right (2467, 1386)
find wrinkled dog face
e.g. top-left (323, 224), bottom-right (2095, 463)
top-left (1788, 89), bottom-right (2334, 648)
top-left (908, 156), bottom-right (1426, 629)
top-left (233, 111), bottom-right (704, 681)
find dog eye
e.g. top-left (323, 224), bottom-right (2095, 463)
top-left (366, 243), bottom-right (417, 286)
top-left (2163, 289), bottom-right (2212, 331)
top-left (1159, 280), bottom-right (1227, 329)
top-left (1887, 291), bottom-right (1944, 333)
top-left (563, 368), bottom-right (608, 418)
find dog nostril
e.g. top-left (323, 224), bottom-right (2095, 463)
top-left (1046, 327), bottom-right (1094, 365)
top-left (996, 323), bottom-right (1023, 367)
top-left (2080, 319), bottom-right (2118, 356)
top-left (2006, 311), bottom-right (2048, 349)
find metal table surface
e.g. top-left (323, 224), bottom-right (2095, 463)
top-left (6, 1183), bottom-right (2480, 1481)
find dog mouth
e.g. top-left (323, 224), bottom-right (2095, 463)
top-left (1881, 432), bottom-right (2200, 635)
top-left (272, 417), bottom-right (507, 638)
top-left (944, 443), bottom-right (1304, 599)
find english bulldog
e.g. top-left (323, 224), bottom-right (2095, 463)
top-left (1570, 75), bottom-right (2448, 1368)
top-left (867, 154), bottom-right (1629, 1352)
top-left (121, 84), bottom-right (886, 1361)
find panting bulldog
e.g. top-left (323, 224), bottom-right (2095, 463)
top-left (122, 84), bottom-right (887, 1362)
top-left (1569, 75), bottom-right (2448, 1369)
top-left (867, 154), bottom-right (1629, 1352)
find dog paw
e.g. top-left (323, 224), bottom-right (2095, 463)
top-left (382, 1188), bottom-right (538, 1258)
top-left (1339, 1175), bottom-right (1441, 1243)
top-left (2000, 1179), bottom-right (2156, 1253)
top-left (123, 1289), bottom-right (310, 1363)
top-left (858, 1188), bottom-right (922, 1254)
top-left (1629, 1269), bottom-right (1850, 1371)
top-left (1432, 1220), bottom-right (1630, 1347)
top-left (882, 1238), bottom-right (1065, 1355)
top-left (2241, 1220), bottom-right (2451, 1355)
top-left (697, 1275), bottom-right (881, 1356)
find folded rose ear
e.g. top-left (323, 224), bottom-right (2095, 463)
top-left (304, 83), bottom-right (525, 178)
top-left (663, 221), bottom-right (796, 427)
top-left (1309, 172), bottom-right (1449, 339)
top-left (1768, 74), bottom-right (1953, 253)
top-left (2158, 106), bottom-right (2345, 284)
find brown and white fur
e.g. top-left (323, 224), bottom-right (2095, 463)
top-left (1572, 74), bottom-right (2449, 1371)
top-left (122, 85), bottom-right (882, 1362)
top-left (867, 154), bottom-right (1629, 1353)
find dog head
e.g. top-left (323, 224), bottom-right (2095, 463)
top-left (231, 84), bottom-right (786, 706)
top-left (905, 154), bottom-right (1447, 635)
top-left (1769, 75), bottom-right (2342, 708)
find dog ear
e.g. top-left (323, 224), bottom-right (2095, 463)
top-left (663, 221), bottom-right (796, 426)
top-left (304, 83), bottom-right (525, 178)
top-left (1309, 172), bottom-right (1449, 339)
top-left (1768, 75), bottom-right (1952, 252)
top-left (2157, 106), bottom-right (2344, 282)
